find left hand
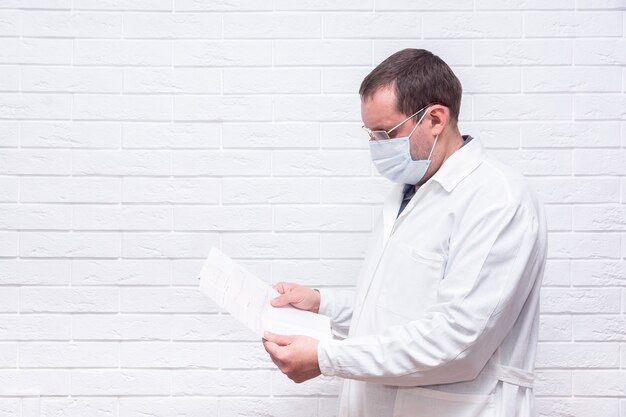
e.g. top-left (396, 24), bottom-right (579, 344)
top-left (262, 332), bottom-right (321, 383)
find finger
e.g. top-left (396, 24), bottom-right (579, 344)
top-left (273, 282), bottom-right (287, 294)
top-left (270, 294), bottom-right (291, 307)
top-left (263, 331), bottom-right (294, 346)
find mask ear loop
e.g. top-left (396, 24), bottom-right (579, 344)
top-left (427, 135), bottom-right (438, 161)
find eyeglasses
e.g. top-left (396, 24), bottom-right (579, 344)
top-left (362, 105), bottom-right (429, 141)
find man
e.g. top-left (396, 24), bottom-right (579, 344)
top-left (263, 48), bottom-right (547, 417)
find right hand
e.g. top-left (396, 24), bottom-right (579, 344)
top-left (271, 282), bottom-right (320, 314)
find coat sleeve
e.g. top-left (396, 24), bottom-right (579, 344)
top-left (317, 201), bottom-right (547, 386)
top-left (317, 288), bottom-right (355, 339)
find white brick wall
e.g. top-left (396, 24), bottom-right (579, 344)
top-left (0, 2), bottom-right (624, 417)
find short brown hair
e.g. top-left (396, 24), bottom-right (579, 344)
top-left (359, 49), bottom-right (462, 125)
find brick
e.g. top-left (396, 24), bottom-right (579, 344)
top-left (219, 342), bottom-right (273, 369)
top-left (0, 0), bottom-right (70, 8)
top-left (424, 12), bottom-right (521, 38)
top-left (0, 94), bottom-right (71, 120)
top-left (224, 13), bottom-right (322, 38)
top-left (175, 0), bottom-right (272, 11)
top-left (122, 123), bottom-right (220, 149)
top-left (474, 40), bottom-right (572, 66)
top-left (0, 288), bottom-right (18, 312)
top-left (21, 288), bottom-right (118, 313)
top-left (0, 39), bottom-right (73, 65)
top-left (525, 12), bottom-right (622, 38)
top-left (0, 150), bottom-right (71, 175)
top-left (573, 316), bottom-right (626, 341)
top-left (475, 0), bottom-right (573, 9)
top-left (322, 68), bottom-right (370, 94)
top-left (575, 39), bottom-right (626, 65)
top-left (537, 398), bottom-right (619, 417)
top-left (575, 95), bottom-right (626, 120)
top-left (548, 232), bottom-right (621, 259)
top-left (173, 40), bottom-right (272, 67)
top-left (72, 370), bottom-right (171, 395)
top-left (374, 40), bottom-right (473, 66)
top-left (120, 342), bottom-right (220, 368)
top-left (374, 0), bottom-right (472, 10)
top-left (272, 259), bottom-right (361, 286)
top-left (222, 233), bottom-right (320, 259)
top-left (461, 122), bottom-right (521, 149)
top-left (20, 177), bottom-right (120, 203)
top-left (542, 259), bottom-right (571, 286)
top-left (0, 11), bottom-right (19, 36)
top-left (573, 371), bottom-right (626, 396)
top-left (170, 315), bottom-right (257, 341)
top-left (0, 231), bottom-right (17, 257)
top-left (523, 67), bottom-right (622, 93)
top-left (490, 149), bottom-right (571, 175)
top-left (221, 178), bottom-right (320, 204)
top-left (0, 121), bottom-right (18, 147)
top-left (534, 370), bottom-right (571, 396)
top-left (19, 342), bottom-right (119, 368)
top-left (72, 314), bottom-right (172, 341)
top-left (223, 122), bottom-right (319, 148)
top-left (521, 122), bottom-right (620, 148)
top-left (122, 232), bottom-right (219, 258)
top-left (74, 0), bottom-right (172, 10)
top-left (172, 370), bottom-right (273, 396)
top-left (541, 288), bottom-right (621, 313)
top-left (273, 150), bottom-right (370, 177)
top-left (274, 95), bottom-right (360, 122)
top-left (73, 205), bottom-right (172, 231)
top-left (37, 398), bottom-right (117, 417)
top-left (172, 150), bottom-right (272, 176)
top-left (539, 315), bottom-right (572, 341)
top-left (122, 178), bottom-right (219, 204)
top-left (321, 232), bottom-right (370, 259)
top-left (321, 178), bottom-right (391, 204)
top-left (74, 40), bottom-right (171, 66)
top-left (120, 287), bottom-right (218, 313)
top-left (72, 150), bottom-right (170, 176)
top-left (0, 66), bottom-right (18, 92)
top-left (0, 315), bottom-right (70, 340)
top-left (123, 68), bottom-right (221, 94)
top-left (0, 260), bottom-right (70, 285)
top-left (474, 95), bottom-right (572, 120)
top-left (174, 206), bottom-right (272, 231)
top-left (325, 13), bottom-right (421, 38)
top-left (219, 398), bottom-right (318, 417)
top-left (0, 204), bottom-right (72, 230)
top-left (120, 398), bottom-right (217, 417)
top-left (455, 67), bottom-right (521, 93)
top-left (536, 342), bottom-right (619, 368)
top-left (528, 177), bottom-right (619, 204)
top-left (74, 95), bottom-right (172, 121)
top-left (174, 96), bottom-right (272, 121)
top-left (544, 205), bottom-right (572, 232)
top-left (22, 12), bottom-right (122, 38)
top-left (124, 13), bottom-right (220, 39)
top-left (319, 122), bottom-right (368, 149)
top-left (571, 260), bottom-right (626, 286)
top-left (274, 40), bottom-right (371, 66)
top-left (20, 232), bottom-right (121, 258)
top-left (0, 177), bottom-right (17, 203)
top-left (274, 206), bottom-right (372, 231)
top-left (21, 121), bottom-right (121, 148)
top-left (0, 371), bottom-right (69, 395)
top-left (223, 69), bottom-right (321, 94)
top-left (72, 259), bottom-right (171, 286)
top-left (573, 149), bottom-right (626, 175)
top-left (574, 205), bottom-right (626, 231)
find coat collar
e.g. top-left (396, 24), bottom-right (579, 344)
top-left (429, 136), bottom-right (485, 193)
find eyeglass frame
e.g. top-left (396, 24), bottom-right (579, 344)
top-left (362, 104), bottom-right (431, 141)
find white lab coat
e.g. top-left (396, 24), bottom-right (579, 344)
top-left (317, 138), bottom-right (547, 417)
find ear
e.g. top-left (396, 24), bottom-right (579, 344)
top-left (427, 105), bottom-right (448, 136)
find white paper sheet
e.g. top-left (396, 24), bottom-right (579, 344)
top-left (198, 247), bottom-right (332, 341)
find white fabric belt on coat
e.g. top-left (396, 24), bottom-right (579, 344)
top-left (495, 365), bottom-right (534, 389)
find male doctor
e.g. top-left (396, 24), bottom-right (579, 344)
top-left (263, 48), bottom-right (548, 417)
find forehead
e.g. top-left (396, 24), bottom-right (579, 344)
top-left (360, 87), bottom-right (403, 130)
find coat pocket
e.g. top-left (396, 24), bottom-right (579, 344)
top-left (376, 243), bottom-right (445, 321)
top-left (393, 387), bottom-right (495, 417)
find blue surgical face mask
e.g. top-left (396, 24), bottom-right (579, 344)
top-left (368, 109), bottom-right (438, 185)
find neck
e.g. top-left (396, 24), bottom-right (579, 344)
top-left (414, 126), bottom-right (464, 192)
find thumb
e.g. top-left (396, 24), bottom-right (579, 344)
top-left (263, 331), bottom-right (294, 346)
top-left (271, 294), bottom-right (291, 307)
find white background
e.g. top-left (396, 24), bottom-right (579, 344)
top-left (0, 1), bottom-right (625, 416)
